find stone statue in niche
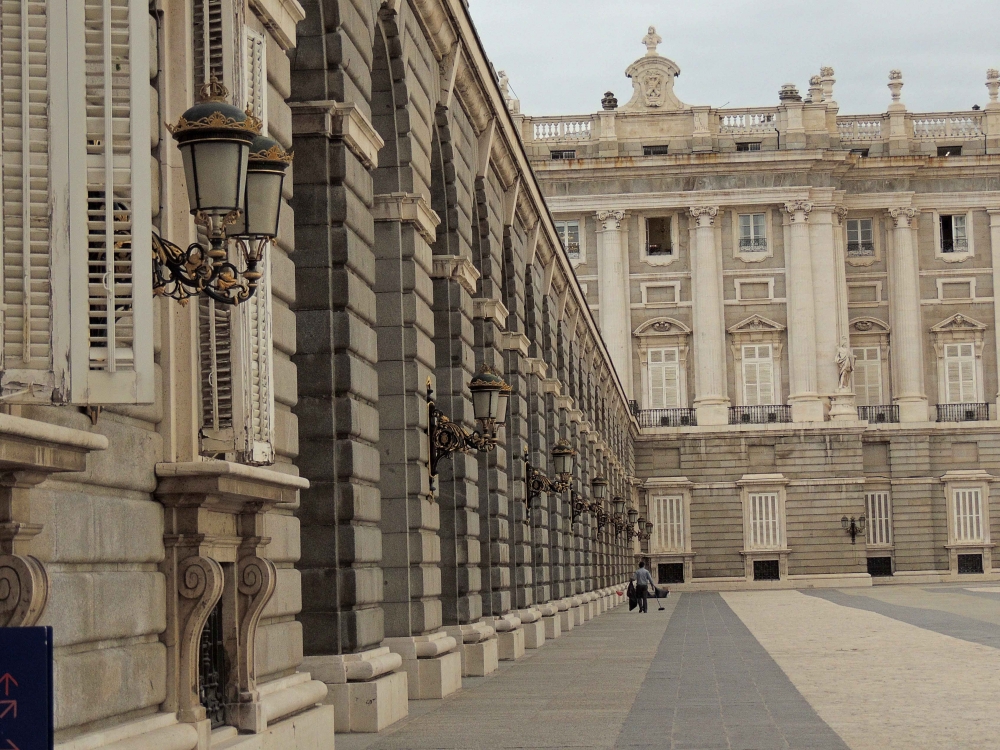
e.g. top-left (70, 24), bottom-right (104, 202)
top-left (836, 338), bottom-right (856, 391)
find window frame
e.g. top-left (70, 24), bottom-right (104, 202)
top-left (853, 345), bottom-right (884, 406)
top-left (731, 209), bottom-right (773, 262)
top-left (639, 212), bottom-right (680, 267)
top-left (734, 277), bottom-right (776, 303)
top-left (737, 474), bottom-right (790, 580)
top-left (729, 315), bottom-right (785, 407)
top-left (942, 470), bottom-right (995, 574)
top-left (741, 343), bottom-right (776, 407)
top-left (648, 493), bottom-right (688, 553)
top-left (646, 346), bottom-right (681, 409)
top-left (931, 313), bottom-right (987, 408)
top-left (865, 490), bottom-right (893, 548)
top-left (640, 281), bottom-right (681, 307)
top-left (554, 219), bottom-right (584, 264)
top-left (933, 210), bottom-right (975, 262)
top-left (635, 317), bottom-right (691, 411)
top-left (843, 214), bottom-right (881, 268)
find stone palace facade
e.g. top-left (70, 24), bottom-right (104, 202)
top-left (0, 1), bottom-right (635, 748)
top-left (521, 30), bottom-right (1000, 587)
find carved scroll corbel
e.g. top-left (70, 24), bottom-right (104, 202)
top-left (0, 554), bottom-right (49, 627)
top-left (226, 555), bottom-right (276, 732)
top-left (177, 556), bottom-right (224, 724)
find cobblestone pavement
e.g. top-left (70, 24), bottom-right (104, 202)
top-left (337, 584), bottom-right (1000, 749)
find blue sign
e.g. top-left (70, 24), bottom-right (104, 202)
top-left (0, 627), bottom-right (53, 750)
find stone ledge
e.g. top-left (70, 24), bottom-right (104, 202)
top-left (541, 378), bottom-right (562, 395)
top-left (501, 332), bottom-right (531, 356)
top-left (373, 192), bottom-right (441, 244)
top-left (473, 297), bottom-right (509, 329)
top-left (248, 0), bottom-right (306, 49)
top-left (154, 459), bottom-right (308, 509)
top-left (432, 255), bottom-right (481, 295)
top-left (259, 672), bottom-right (329, 726)
top-left (301, 648), bottom-right (402, 684)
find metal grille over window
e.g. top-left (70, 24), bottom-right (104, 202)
top-left (555, 220), bottom-right (580, 259)
top-left (651, 495), bottom-right (684, 552)
top-left (940, 214), bottom-right (969, 253)
top-left (865, 491), bottom-right (892, 546)
top-left (738, 213), bottom-right (767, 252)
top-left (847, 218), bottom-right (875, 256)
top-left (953, 488), bottom-right (983, 542)
top-left (748, 492), bottom-right (780, 550)
top-left (198, 600), bottom-right (228, 729)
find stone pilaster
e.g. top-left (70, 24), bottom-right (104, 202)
top-left (808, 206), bottom-right (848, 399)
top-left (888, 207), bottom-right (928, 421)
top-left (688, 206), bottom-right (729, 425)
top-left (596, 210), bottom-right (634, 398)
top-left (990, 210), bottom-right (1000, 411)
top-left (784, 201), bottom-right (824, 422)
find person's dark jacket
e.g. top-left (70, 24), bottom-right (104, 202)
top-left (627, 581), bottom-right (637, 611)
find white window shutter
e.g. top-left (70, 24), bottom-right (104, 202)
top-left (232, 257), bottom-right (275, 465)
top-left (0, 0), bottom-right (68, 402)
top-left (193, 0), bottom-right (225, 87)
top-left (64, 0), bottom-right (153, 404)
top-left (243, 26), bottom-right (266, 131)
top-left (199, 297), bottom-right (236, 454)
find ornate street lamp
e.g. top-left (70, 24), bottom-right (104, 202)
top-left (628, 508), bottom-right (639, 526)
top-left (524, 440), bottom-right (574, 508)
top-left (641, 520), bottom-right (654, 542)
top-left (842, 515), bottom-right (867, 544)
top-left (427, 364), bottom-right (509, 491)
top-left (571, 490), bottom-right (589, 522)
top-left (155, 77), bottom-right (290, 306)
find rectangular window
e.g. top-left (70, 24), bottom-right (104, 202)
top-left (551, 150), bottom-right (576, 160)
top-left (850, 148), bottom-right (870, 157)
top-left (647, 348), bottom-right (680, 409)
top-left (748, 492), bottom-right (781, 550)
top-left (736, 142), bottom-right (762, 152)
top-left (738, 213), bottom-right (767, 252)
top-left (555, 221), bottom-right (580, 259)
top-left (846, 218), bottom-right (875, 257)
top-left (940, 214), bottom-right (969, 253)
top-left (866, 491), bottom-right (892, 546)
top-left (643, 145), bottom-right (670, 156)
top-left (938, 145), bottom-right (962, 157)
top-left (944, 343), bottom-right (977, 403)
top-left (651, 495), bottom-right (685, 552)
top-left (646, 217), bottom-right (672, 256)
top-left (742, 344), bottom-right (774, 406)
top-left (953, 488), bottom-right (983, 542)
top-left (853, 347), bottom-right (883, 406)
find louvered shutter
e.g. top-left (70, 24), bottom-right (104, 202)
top-left (193, 0), bottom-right (225, 88)
top-left (243, 26), bottom-right (266, 130)
top-left (853, 347), bottom-right (882, 406)
top-left (0, 0), bottom-right (68, 401)
top-left (199, 297), bottom-right (236, 454)
top-left (648, 349), bottom-right (664, 408)
top-left (945, 343), bottom-right (977, 403)
top-left (743, 344), bottom-right (774, 406)
top-left (232, 257), bottom-right (274, 465)
top-left (63, 0), bottom-right (152, 403)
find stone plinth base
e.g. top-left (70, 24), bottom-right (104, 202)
top-left (523, 619), bottom-right (545, 649)
top-left (329, 672), bottom-right (408, 733)
top-left (559, 608), bottom-right (575, 631)
top-left (203, 704), bottom-right (335, 749)
top-left (498, 628), bottom-right (525, 661)
top-left (400, 651), bottom-right (462, 700)
top-left (460, 638), bottom-right (499, 676)
top-left (543, 615), bottom-right (561, 640)
top-left (573, 606), bottom-right (585, 626)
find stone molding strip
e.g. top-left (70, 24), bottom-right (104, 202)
top-left (290, 100), bottom-right (385, 170)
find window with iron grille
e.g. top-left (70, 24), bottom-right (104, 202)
top-left (865, 491), bottom-right (892, 546)
top-left (958, 553), bottom-right (984, 574)
top-left (738, 213), bottom-right (767, 253)
top-left (747, 493), bottom-right (781, 550)
top-left (643, 145), bottom-right (670, 156)
top-left (736, 142), bottom-right (762, 152)
top-left (940, 214), bottom-right (969, 253)
top-left (938, 145), bottom-right (962, 157)
top-left (867, 557), bottom-right (893, 577)
top-left (658, 563), bottom-right (684, 584)
top-left (953, 488), bottom-right (984, 542)
top-left (847, 218), bottom-right (875, 257)
top-left (551, 150), bottom-right (576, 159)
top-left (753, 559), bottom-right (780, 580)
top-left (555, 221), bottom-right (581, 259)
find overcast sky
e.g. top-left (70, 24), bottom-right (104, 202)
top-left (468, 0), bottom-right (998, 116)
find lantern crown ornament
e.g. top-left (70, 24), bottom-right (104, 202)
top-left (154, 77), bottom-right (285, 306)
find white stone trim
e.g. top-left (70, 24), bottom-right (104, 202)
top-left (728, 315), bottom-right (786, 407)
top-left (734, 277), bottom-right (776, 303)
top-left (843, 214), bottom-right (882, 267)
top-left (731, 208), bottom-right (775, 262)
top-left (930, 313), bottom-right (988, 405)
top-left (639, 280), bottom-right (682, 306)
top-left (638, 211), bottom-right (681, 267)
top-left (935, 276), bottom-right (978, 302)
top-left (847, 281), bottom-right (884, 308)
top-left (931, 209), bottom-right (976, 262)
top-left (431, 255), bottom-right (482, 295)
top-left (373, 193), bottom-right (441, 244)
top-left (635, 318), bottom-right (691, 410)
top-left (248, 0), bottom-right (306, 49)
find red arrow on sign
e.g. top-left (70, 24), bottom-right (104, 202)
top-left (0, 675), bottom-right (15, 697)
top-left (0, 700), bottom-right (15, 720)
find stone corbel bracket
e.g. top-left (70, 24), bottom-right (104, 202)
top-left (501, 332), bottom-right (531, 357)
top-left (523, 357), bottom-right (548, 379)
top-left (541, 377), bottom-right (562, 396)
top-left (373, 192), bottom-right (441, 245)
top-left (432, 255), bottom-right (481, 295)
top-left (290, 100), bottom-right (385, 170)
top-left (554, 395), bottom-right (573, 411)
top-left (0, 413), bottom-right (108, 627)
top-left (472, 297), bottom-right (509, 329)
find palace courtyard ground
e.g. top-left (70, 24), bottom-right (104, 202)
top-left (336, 584), bottom-right (1000, 750)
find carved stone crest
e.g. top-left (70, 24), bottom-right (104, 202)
top-left (620, 26), bottom-right (686, 112)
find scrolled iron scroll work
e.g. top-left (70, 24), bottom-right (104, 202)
top-left (523, 449), bottom-right (570, 508)
top-left (0, 554), bottom-right (49, 627)
top-left (152, 229), bottom-right (267, 306)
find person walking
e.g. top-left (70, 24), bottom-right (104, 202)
top-left (633, 561), bottom-right (655, 613)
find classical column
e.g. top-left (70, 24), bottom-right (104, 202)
top-left (596, 210), bottom-right (634, 398)
top-left (688, 206), bottom-right (729, 425)
top-left (990, 210), bottom-right (1000, 412)
top-left (828, 207), bottom-right (858, 420)
top-left (784, 201), bottom-right (824, 422)
top-left (888, 207), bottom-right (928, 421)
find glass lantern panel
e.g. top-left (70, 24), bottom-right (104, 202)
top-left (185, 140), bottom-right (248, 214)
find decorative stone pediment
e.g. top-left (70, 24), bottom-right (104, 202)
top-left (931, 313), bottom-right (987, 333)
top-left (850, 317), bottom-right (890, 334)
top-left (728, 314), bottom-right (785, 334)
top-left (620, 26), bottom-right (687, 113)
top-left (634, 317), bottom-right (691, 336)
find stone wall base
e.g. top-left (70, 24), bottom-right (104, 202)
top-left (543, 615), bottom-right (561, 640)
top-left (402, 651), bottom-right (463, 700)
top-left (523, 619), bottom-right (545, 648)
top-left (329, 671), bottom-right (408, 733)
top-left (208, 705), bottom-right (335, 749)
top-left (558, 609), bottom-right (574, 632)
top-left (572, 606), bottom-right (585, 626)
top-left (460, 638), bottom-right (499, 676)
top-left (497, 627), bottom-right (525, 660)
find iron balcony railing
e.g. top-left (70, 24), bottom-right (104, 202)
top-left (942, 238), bottom-right (969, 254)
top-left (729, 405), bottom-right (792, 424)
top-left (628, 400), bottom-right (640, 417)
top-left (646, 243), bottom-right (672, 256)
top-left (937, 403), bottom-right (990, 422)
top-left (738, 237), bottom-right (768, 253)
top-left (858, 405), bottom-right (899, 423)
top-left (847, 242), bottom-right (875, 257)
top-left (637, 408), bottom-right (697, 428)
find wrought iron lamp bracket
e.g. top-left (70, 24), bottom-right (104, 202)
top-left (427, 382), bottom-right (498, 492)
top-left (152, 229), bottom-right (266, 306)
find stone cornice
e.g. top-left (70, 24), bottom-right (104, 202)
top-left (372, 193), bottom-right (441, 244)
top-left (155, 460), bottom-right (308, 510)
top-left (500, 332), bottom-right (530, 357)
top-left (541, 378), bottom-right (562, 395)
top-left (472, 297), bottom-right (509, 328)
top-left (290, 101), bottom-right (385, 170)
top-left (431, 255), bottom-right (481, 295)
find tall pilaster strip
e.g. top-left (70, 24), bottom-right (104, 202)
top-left (784, 201), bottom-right (824, 422)
top-left (989, 210), bottom-right (1000, 412)
top-left (888, 207), bottom-right (928, 421)
top-left (688, 206), bottom-right (729, 425)
top-left (596, 211), bottom-right (634, 398)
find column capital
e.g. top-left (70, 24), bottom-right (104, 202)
top-left (596, 209), bottom-right (625, 229)
top-left (782, 201), bottom-right (813, 221)
top-left (888, 207), bottom-right (917, 227)
top-left (687, 205), bottom-right (719, 227)
top-left (834, 206), bottom-right (849, 225)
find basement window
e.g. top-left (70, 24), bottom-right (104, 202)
top-left (938, 145), bottom-right (962, 157)
top-left (551, 150), bottom-right (576, 160)
top-left (736, 142), bottom-right (762, 152)
top-left (850, 148), bottom-right (870, 157)
top-left (643, 144), bottom-right (670, 156)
